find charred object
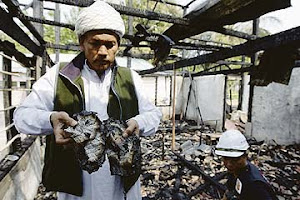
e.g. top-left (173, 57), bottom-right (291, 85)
top-left (103, 118), bottom-right (141, 177)
top-left (64, 111), bottom-right (142, 192)
top-left (64, 111), bottom-right (106, 173)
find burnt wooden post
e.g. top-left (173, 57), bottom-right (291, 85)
top-left (2, 57), bottom-right (19, 152)
top-left (33, 0), bottom-right (46, 75)
top-left (171, 64), bottom-right (176, 151)
top-left (55, 3), bottom-right (60, 63)
top-left (248, 18), bottom-right (260, 122)
top-left (237, 56), bottom-right (246, 110)
top-left (222, 76), bottom-right (228, 131)
top-left (127, 0), bottom-right (133, 68)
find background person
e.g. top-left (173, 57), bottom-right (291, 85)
top-left (215, 130), bottom-right (278, 200)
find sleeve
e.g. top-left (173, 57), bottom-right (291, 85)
top-left (130, 70), bottom-right (162, 137)
top-left (13, 64), bottom-right (59, 135)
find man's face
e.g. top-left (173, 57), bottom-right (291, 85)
top-left (80, 30), bottom-right (119, 73)
top-left (222, 155), bottom-right (247, 175)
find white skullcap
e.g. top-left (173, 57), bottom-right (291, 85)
top-left (75, 0), bottom-right (125, 39)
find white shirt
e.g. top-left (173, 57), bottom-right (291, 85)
top-left (13, 61), bottom-right (162, 200)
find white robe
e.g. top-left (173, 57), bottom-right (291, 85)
top-left (14, 61), bottom-right (162, 200)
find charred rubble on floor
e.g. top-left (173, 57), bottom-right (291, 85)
top-left (34, 120), bottom-right (299, 200)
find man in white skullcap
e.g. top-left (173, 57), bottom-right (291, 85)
top-left (13, 1), bottom-right (162, 199)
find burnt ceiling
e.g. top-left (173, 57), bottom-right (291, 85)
top-left (0, 0), bottom-right (299, 77)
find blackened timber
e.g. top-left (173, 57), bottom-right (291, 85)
top-left (139, 26), bottom-right (300, 75)
top-left (19, 3), bottom-right (55, 11)
top-left (172, 151), bottom-right (227, 192)
top-left (41, 0), bottom-right (189, 25)
top-left (21, 15), bottom-right (75, 30)
top-left (188, 172), bottom-right (227, 198)
top-left (185, 0), bottom-right (197, 8)
top-left (175, 41), bottom-right (229, 51)
top-left (212, 27), bottom-right (258, 40)
top-left (46, 43), bottom-right (80, 51)
top-left (216, 60), bottom-right (251, 66)
top-left (125, 34), bottom-right (228, 51)
top-left (149, 0), bottom-right (185, 9)
top-left (0, 40), bottom-right (34, 67)
top-left (164, 0), bottom-right (291, 41)
top-left (2, 0), bottom-right (45, 46)
top-left (0, 7), bottom-right (42, 56)
top-left (190, 66), bottom-right (252, 77)
top-left (2, 0), bottom-right (55, 66)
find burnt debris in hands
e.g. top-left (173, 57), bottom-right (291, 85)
top-left (64, 111), bottom-right (141, 178)
top-left (104, 118), bottom-right (141, 177)
top-left (64, 111), bottom-right (106, 173)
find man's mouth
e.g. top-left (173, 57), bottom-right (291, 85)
top-left (97, 60), bottom-right (108, 65)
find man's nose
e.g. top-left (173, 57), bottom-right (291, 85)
top-left (98, 45), bottom-right (108, 55)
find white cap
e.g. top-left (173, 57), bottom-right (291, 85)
top-left (215, 130), bottom-right (249, 157)
top-left (75, 0), bottom-right (125, 39)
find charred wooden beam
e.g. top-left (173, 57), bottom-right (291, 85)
top-left (185, 0), bottom-right (197, 8)
top-left (0, 7), bottom-right (42, 56)
top-left (21, 15), bottom-right (75, 30)
top-left (149, 0), bottom-right (185, 9)
top-left (19, 3), bottom-right (55, 11)
top-left (139, 26), bottom-right (300, 75)
top-left (211, 27), bottom-right (258, 40)
top-left (190, 66), bottom-right (252, 77)
top-left (45, 43), bottom-right (80, 51)
top-left (2, 0), bottom-right (55, 67)
top-left (2, 0), bottom-right (45, 46)
top-left (175, 41), bottom-right (229, 51)
top-left (0, 40), bottom-right (34, 67)
top-left (172, 151), bottom-right (227, 192)
top-left (125, 33), bottom-right (228, 51)
top-left (188, 172), bottom-right (227, 198)
top-left (216, 60), bottom-right (251, 66)
top-left (41, 0), bottom-right (189, 25)
top-left (164, 0), bottom-right (291, 41)
top-left (30, 18), bottom-right (227, 52)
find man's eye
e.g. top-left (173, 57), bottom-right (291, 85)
top-left (89, 42), bottom-right (99, 47)
top-left (105, 43), bottom-right (114, 49)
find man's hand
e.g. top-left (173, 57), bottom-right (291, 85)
top-left (123, 119), bottom-right (139, 138)
top-left (50, 112), bottom-right (77, 145)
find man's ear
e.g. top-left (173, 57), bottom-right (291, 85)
top-left (79, 36), bottom-right (85, 51)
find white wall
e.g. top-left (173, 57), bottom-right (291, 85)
top-left (251, 67), bottom-right (300, 144)
top-left (141, 74), bottom-right (183, 120)
top-left (241, 74), bottom-right (250, 112)
top-left (176, 75), bottom-right (225, 130)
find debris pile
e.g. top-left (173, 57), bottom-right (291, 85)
top-left (140, 123), bottom-right (300, 200)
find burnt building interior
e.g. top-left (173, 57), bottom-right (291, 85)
top-left (0, 0), bottom-right (299, 199)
